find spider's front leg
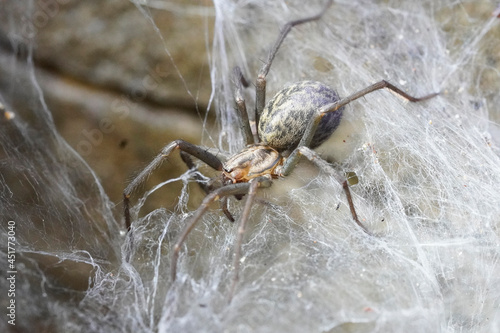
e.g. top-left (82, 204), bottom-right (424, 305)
top-left (170, 177), bottom-right (272, 292)
top-left (123, 139), bottom-right (223, 231)
top-left (233, 66), bottom-right (256, 144)
top-left (227, 177), bottom-right (266, 302)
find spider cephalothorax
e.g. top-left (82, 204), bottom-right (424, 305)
top-left (123, 0), bottom-right (438, 302)
top-left (222, 145), bottom-right (282, 184)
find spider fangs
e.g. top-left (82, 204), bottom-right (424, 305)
top-left (123, 0), bottom-right (439, 303)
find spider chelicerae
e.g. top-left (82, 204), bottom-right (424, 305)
top-left (123, 0), bottom-right (438, 301)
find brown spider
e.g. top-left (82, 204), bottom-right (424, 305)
top-left (123, 0), bottom-right (438, 302)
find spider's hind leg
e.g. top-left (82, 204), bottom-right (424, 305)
top-left (296, 80), bottom-right (439, 150)
top-left (282, 146), bottom-right (369, 234)
top-left (255, 0), bottom-right (334, 123)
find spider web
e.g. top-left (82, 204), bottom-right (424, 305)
top-left (1, 0), bottom-right (500, 332)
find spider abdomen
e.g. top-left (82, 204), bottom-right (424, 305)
top-left (258, 80), bottom-right (343, 151)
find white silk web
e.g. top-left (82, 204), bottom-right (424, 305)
top-left (1, 0), bottom-right (500, 332)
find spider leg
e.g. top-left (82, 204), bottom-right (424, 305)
top-left (255, 0), bottom-right (333, 128)
top-left (227, 177), bottom-right (269, 303)
top-left (170, 178), bottom-right (272, 282)
top-left (282, 146), bottom-right (369, 233)
top-left (123, 139), bottom-right (223, 230)
top-left (233, 67), bottom-right (256, 144)
top-left (281, 81), bottom-right (438, 232)
top-left (297, 80), bottom-right (439, 149)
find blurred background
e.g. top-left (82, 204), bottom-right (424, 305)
top-left (0, 0), bottom-right (216, 216)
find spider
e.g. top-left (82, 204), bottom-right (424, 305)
top-left (123, 0), bottom-right (438, 301)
